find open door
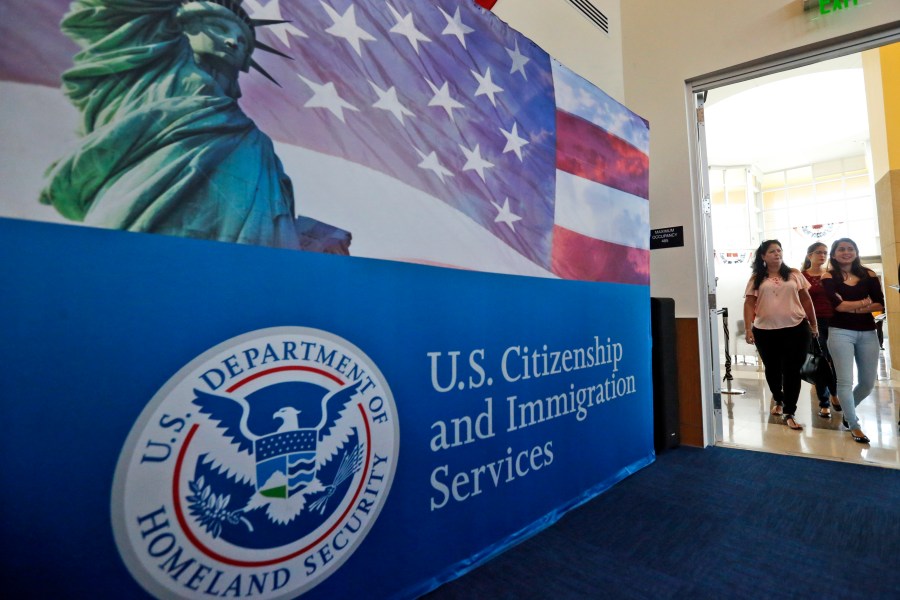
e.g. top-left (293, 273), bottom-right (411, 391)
top-left (694, 91), bottom-right (726, 443)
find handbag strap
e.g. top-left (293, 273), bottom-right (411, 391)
top-left (809, 337), bottom-right (823, 356)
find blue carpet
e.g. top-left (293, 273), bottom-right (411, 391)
top-left (422, 446), bottom-right (900, 599)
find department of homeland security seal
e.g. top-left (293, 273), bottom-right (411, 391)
top-left (112, 327), bottom-right (398, 599)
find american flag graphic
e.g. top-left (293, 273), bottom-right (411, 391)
top-left (0, 0), bottom-right (649, 284)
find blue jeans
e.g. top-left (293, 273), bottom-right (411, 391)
top-left (827, 328), bottom-right (880, 430)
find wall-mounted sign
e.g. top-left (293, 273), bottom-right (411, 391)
top-left (650, 226), bottom-right (685, 250)
top-left (803, 0), bottom-right (860, 16)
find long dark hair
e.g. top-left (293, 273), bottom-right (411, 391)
top-left (801, 241), bottom-right (827, 271)
top-left (751, 239), bottom-right (791, 289)
top-left (829, 237), bottom-right (870, 281)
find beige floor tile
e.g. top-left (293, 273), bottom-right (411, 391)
top-left (717, 350), bottom-right (900, 470)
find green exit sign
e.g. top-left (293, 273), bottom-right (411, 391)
top-left (818, 0), bottom-right (860, 15)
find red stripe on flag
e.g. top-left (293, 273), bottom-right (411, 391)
top-left (475, 0), bottom-right (498, 9)
top-left (551, 226), bottom-right (649, 285)
top-left (556, 110), bottom-right (649, 200)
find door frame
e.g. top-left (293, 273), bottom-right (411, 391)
top-left (685, 24), bottom-right (900, 445)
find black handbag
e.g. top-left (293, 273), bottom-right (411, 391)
top-left (814, 341), bottom-right (836, 392)
top-left (799, 339), bottom-right (823, 385)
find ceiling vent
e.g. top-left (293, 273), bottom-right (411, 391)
top-left (567, 0), bottom-right (609, 34)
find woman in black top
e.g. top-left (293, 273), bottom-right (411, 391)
top-left (821, 238), bottom-right (884, 444)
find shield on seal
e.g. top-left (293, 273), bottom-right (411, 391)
top-left (254, 428), bottom-right (318, 498)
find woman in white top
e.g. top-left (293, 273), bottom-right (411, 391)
top-left (743, 240), bottom-right (818, 430)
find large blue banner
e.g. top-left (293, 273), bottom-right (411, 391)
top-left (1, 217), bottom-right (653, 598)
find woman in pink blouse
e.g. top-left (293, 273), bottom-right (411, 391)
top-left (743, 240), bottom-right (819, 430)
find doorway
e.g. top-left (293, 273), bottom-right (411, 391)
top-left (693, 41), bottom-right (900, 469)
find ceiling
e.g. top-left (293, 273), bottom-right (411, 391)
top-left (704, 53), bottom-right (871, 174)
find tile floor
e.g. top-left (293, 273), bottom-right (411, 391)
top-left (717, 349), bottom-right (900, 470)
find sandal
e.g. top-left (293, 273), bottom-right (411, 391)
top-left (832, 398), bottom-right (842, 412)
top-left (818, 407), bottom-right (832, 419)
top-left (783, 415), bottom-right (803, 430)
top-left (770, 403), bottom-right (784, 416)
top-left (850, 429), bottom-right (870, 444)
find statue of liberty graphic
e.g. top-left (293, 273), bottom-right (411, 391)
top-left (40, 0), bottom-right (350, 254)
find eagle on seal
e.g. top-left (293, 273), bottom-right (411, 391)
top-left (190, 379), bottom-right (362, 524)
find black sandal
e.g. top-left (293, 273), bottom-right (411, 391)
top-left (832, 399), bottom-right (842, 412)
top-left (818, 407), bottom-right (832, 419)
top-left (850, 430), bottom-right (870, 444)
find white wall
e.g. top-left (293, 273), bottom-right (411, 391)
top-left (621, 0), bottom-right (900, 317)
top-left (491, 0), bottom-right (624, 102)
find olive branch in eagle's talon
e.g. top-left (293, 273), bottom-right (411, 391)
top-left (187, 475), bottom-right (254, 538)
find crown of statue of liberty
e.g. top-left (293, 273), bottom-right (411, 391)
top-left (178, 0), bottom-right (291, 85)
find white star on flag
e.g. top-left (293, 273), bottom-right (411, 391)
top-left (500, 122), bottom-right (529, 161)
top-left (459, 144), bottom-right (493, 181)
top-left (507, 41), bottom-right (529, 79)
top-left (438, 6), bottom-right (474, 48)
top-left (370, 81), bottom-right (414, 124)
top-left (492, 198), bottom-right (522, 231)
top-left (425, 79), bottom-right (465, 121)
top-left (416, 149), bottom-right (453, 183)
top-left (245, 0), bottom-right (307, 46)
top-left (387, 2), bottom-right (431, 53)
top-left (298, 75), bottom-right (359, 122)
top-left (321, 1), bottom-right (376, 57)
top-left (471, 67), bottom-right (503, 107)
